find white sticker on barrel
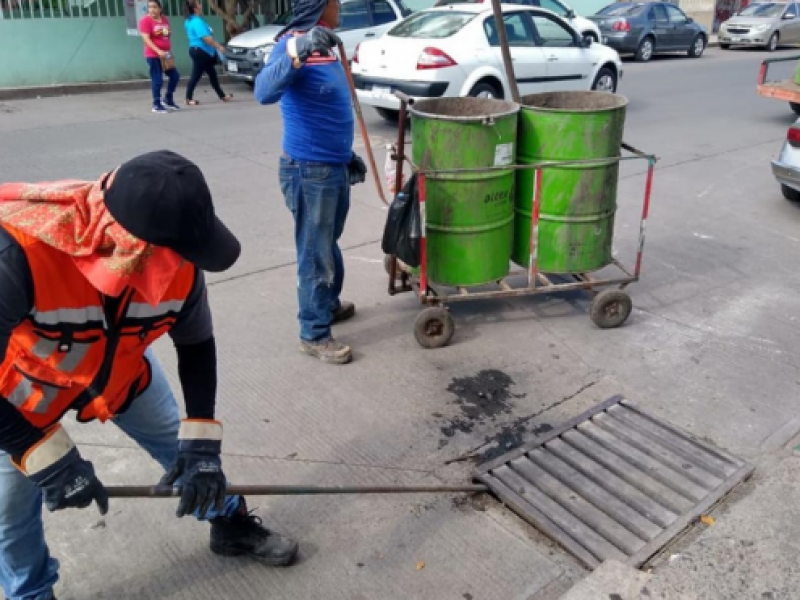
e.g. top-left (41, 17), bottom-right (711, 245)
top-left (494, 143), bottom-right (513, 166)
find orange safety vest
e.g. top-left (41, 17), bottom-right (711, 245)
top-left (0, 225), bottom-right (196, 429)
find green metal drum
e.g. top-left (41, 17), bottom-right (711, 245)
top-left (512, 91), bottom-right (628, 273)
top-left (411, 98), bottom-right (519, 287)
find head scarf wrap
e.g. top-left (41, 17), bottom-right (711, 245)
top-left (274, 0), bottom-right (329, 40)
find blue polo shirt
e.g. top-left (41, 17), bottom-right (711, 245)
top-left (253, 35), bottom-right (354, 164)
top-left (185, 15), bottom-right (216, 56)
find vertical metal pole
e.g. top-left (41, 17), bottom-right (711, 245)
top-left (634, 159), bottom-right (655, 279)
top-left (418, 172), bottom-right (428, 299)
top-left (489, 0), bottom-right (520, 103)
top-left (527, 167), bottom-right (542, 289)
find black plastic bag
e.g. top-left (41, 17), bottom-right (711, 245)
top-left (381, 173), bottom-right (421, 268)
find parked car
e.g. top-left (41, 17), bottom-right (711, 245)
top-left (589, 2), bottom-right (708, 62)
top-left (351, 4), bottom-right (623, 122)
top-left (223, 0), bottom-right (412, 83)
top-left (433, 0), bottom-right (602, 42)
top-left (718, 1), bottom-right (800, 51)
top-left (772, 119), bottom-right (800, 201)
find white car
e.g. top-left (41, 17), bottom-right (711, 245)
top-left (351, 4), bottom-right (623, 121)
top-left (223, 0), bottom-right (414, 82)
top-left (434, 0), bottom-right (602, 42)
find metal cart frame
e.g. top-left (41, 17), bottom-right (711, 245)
top-left (385, 92), bottom-right (658, 349)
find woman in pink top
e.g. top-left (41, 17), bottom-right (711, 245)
top-left (139, 0), bottom-right (181, 114)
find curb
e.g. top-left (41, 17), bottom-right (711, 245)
top-left (0, 75), bottom-right (240, 102)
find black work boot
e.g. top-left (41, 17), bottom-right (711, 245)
top-left (210, 500), bottom-right (299, 566)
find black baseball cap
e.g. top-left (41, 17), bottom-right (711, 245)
top-left (103, 150), bottom-right (241, 273)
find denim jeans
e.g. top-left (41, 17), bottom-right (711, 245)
top-left (279, 155), bottom-right (351, 342)
top-left (0, 350), bottom-right (240, 600)
top-left (146, 57), bottom-right (180, 107)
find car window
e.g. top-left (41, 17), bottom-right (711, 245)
top-left (538, 0), bottom-right (570, 17)
top-left (484, 13), bottom-right (537, 46)
top-left (738, 2), bottom-right (784, 17)
top-left (389, 10), bottom-right (476, 37)
top-left (339, 0), bottom-right (371, 30)
top-left (597, 2), bottom-right (646, 16)
top-left (786, 3), bottom-right (798, 16)
top-left (530, 13), bottom-right (577, 46)
top-left (650, 4), bottom-right (668, 21)
top-left (370, 0), bottom-right (397, 24)
top-left (664, 4), bottom-right (688, 23)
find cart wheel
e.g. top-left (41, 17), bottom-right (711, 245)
top-left (413, 307), bottom-right (455, 349)
top-left (590, 289), bottom-right (633, 329)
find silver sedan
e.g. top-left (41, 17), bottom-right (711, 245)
top-left (719, 1), bottom-right (800, 51)
top-left (771, 119), bottom-right (800, 201)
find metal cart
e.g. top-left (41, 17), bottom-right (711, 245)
top-left (757, 55), bottom-right (800, 115)
top-left (385, 92), bottom-right (658, 349)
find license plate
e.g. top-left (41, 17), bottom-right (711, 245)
top-left (227, 61), bottom-right (238, 73)
top-left (373, 85), bottom-right (391, 98)
top-left (731, 37), bottom-right (742, 42)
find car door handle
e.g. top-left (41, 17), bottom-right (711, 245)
top-left (547, 55), bottom-right (558, 61)
top-left (365, 32), bottom-right (376, 37)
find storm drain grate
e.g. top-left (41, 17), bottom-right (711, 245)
top-left (475, 395), bottom-right (754, 569)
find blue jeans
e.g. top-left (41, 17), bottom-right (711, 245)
top-left (279, 155), bottom-right (351, 342)
top-left (0, 350), bottom-right (240, 600)
top-left (146, 57), bottom-right (180, 107)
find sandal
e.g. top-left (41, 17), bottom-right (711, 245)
top-left (221, 94), bottom-right (233, 102)
top-left (186, 99), bottom-right (200, 106)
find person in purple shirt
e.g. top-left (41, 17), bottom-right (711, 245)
top-left (254, 0), bottom-right (366, 365)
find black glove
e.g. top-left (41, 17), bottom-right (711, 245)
top-left (293, 26), bottom-right (342, 63)
top-left (348, 152), bottom-right (367, 186)
top-left (15, 425), bottom-right (109, 515)
top-left (160, 419), bottom-right (227, 518)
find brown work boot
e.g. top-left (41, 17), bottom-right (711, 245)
top-left (299, 337), bottom-right (352, 364)
top-left (332, 300), bottom-right (356, 324)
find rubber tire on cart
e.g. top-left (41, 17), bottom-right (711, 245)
top-left (635, 36), bottom-right (655, 62)
top-left (591, 67), bottom-right (618, 92)
top-left (414, 307), bottom-right (455, 349)
top-left (767, 32), bottom-right (779, 52)
top-left (790, 102), bottom-right (800, 115)
top-left (782, 184), bottom-right (800, 202)
top-left (590, 289), bottom-right (633, 329)
top-left (376, 107), bottom-right (400, 123)
top-left (688, 34), bottom-right (706, 58)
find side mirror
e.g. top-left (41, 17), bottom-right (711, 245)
top-left (686, 16), bottom-right (693, 23)
top-left (583, 35), bottom-right (593, 47)
top-left (785, 12), bottom-right (797, 18)
top-left (566, 8), bottom-right (575, 18)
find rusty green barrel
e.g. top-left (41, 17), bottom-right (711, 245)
top-left (411, 97), bottom-right (519, 287)
top-left (512, 91), bottom-right (628, 273)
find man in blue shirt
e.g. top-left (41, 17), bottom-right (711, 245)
top-left (254, 0), bottom-right (365, 365)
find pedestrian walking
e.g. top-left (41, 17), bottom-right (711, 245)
top-left (254, 0), bottom-right (367, 365)
top-left (183, 0), bottom-right (233, 105)
top-left (0, 151), bottom-right (298, 600)
top-left (139, 0), bottom-right (181, 114)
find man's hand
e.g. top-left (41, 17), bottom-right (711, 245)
top-left (14, 425), bottom-right (109, 515)
top-left (160, 419), bottom-right (227, 518)
top-left (348, 152), bottom-right (368, 186)
top-left (288, 27), bottom-right (343, 64)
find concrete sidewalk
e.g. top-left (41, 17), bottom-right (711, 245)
top-left (1, 55), bottom-right (800, 600)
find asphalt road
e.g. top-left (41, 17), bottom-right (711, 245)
top-left (1, 46), bottom-right (800, 600)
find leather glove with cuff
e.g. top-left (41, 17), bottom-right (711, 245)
top-left (161, 419), bottom-right (227, 518)
top-left (14, 425), bottom-right (109, 515)
top-left (287, 27), bottom-right (343, 64)
top-left (348, 152), bottom-right (367, 186)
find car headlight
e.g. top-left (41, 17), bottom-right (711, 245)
top-left (754, 24), bottom-right (770, 31)
top-left (254, 43), bottom-right (275, 58)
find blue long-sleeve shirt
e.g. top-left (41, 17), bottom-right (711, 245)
top-left (254, 36), bottom-right (354, 165)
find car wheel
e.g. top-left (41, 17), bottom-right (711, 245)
top-left (720, 43), bottom-right (731, 49)
top-left (767, 32), bottom-right (779, 52)
top-left (791, 102), bottom-right (800, 115)
top-left (781, 184), bottom-right (800, 202)
top-left (583, 31), bottom-right (598, 44)
top-left (591, 67), bottom-right (617, 92)
top-left (688, 34), bottom-right (706, 58)
top-left (635, 36), bottom-right (655, 62)
top-left (468, 81), bottom-right (501, 99)
top-left (376, 107), bottom-right (400, 122)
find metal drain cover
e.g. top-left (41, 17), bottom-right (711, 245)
top-left (475, 396), bottom-right (753, 569)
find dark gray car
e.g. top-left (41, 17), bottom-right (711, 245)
top-left (589, 2), bottom-right (708, 62)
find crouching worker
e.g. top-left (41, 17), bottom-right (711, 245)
top-left (0, 150), bottom-right (298, 600)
